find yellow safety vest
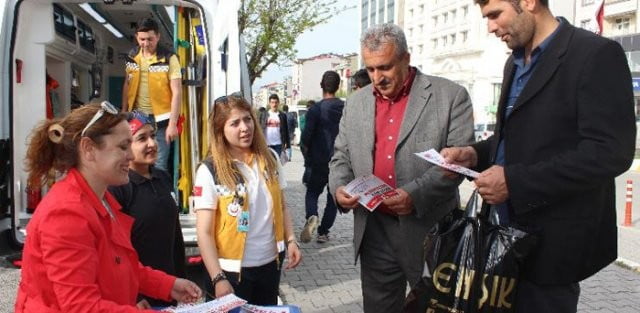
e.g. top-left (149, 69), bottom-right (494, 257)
top-left (124, 47), bottom-right (174, 119)
top-left (202, 157), bottom-right (286, 273)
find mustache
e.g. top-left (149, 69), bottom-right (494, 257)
top-left (376, 78), bottom-right (390, 86)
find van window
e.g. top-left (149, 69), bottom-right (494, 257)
top-left (53, 4), bottom-right (75, 43)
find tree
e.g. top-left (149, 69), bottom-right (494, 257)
top-left (239, 0), bottom-right (344, 84)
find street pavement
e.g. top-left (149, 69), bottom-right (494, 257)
top-left (1, 148), bottom-right (640, 312)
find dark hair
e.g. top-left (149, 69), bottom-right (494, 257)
top-left (351, 68), bottom-right (372, 89)
top-left (321, 71), bottom-right (340, 94)
top-left (307, 100), bottom-right (315, 108)
top-left (208, 95), bottom-right (278, 189)
top-left (282, 105), bottom-right (289, 112)
top-left (136, 18), bottom-right (159, 33)
top-left (474, 0), bottom-right (547, 8)
top-left (268, 94), bottom-right (280, 102)
top-left (25, 103), bottom-right (127, 188)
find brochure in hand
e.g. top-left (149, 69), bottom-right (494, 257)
top-left (344, 175), bottom-right (399, 211)
top-left (415, 148), bottom-right (479, 179)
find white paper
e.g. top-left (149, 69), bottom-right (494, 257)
top-left (415, 149), bottom-right (480, 179)
top-left (162, 294), bottom-right (247, 313)
top-left (344, 175), bottom-right (399, 211)
top-left (240, 304), bottom-right (291, 313)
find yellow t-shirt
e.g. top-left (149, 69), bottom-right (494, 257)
top-left (134, 53), bottom-right (181, 115)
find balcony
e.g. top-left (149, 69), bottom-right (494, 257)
top-left (605, 0), bottom-right (637, 18)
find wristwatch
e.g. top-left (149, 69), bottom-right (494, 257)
top-left (286, 239), bottom-right (300, 248)
top-left (211, 271), bottom-right (227, 287)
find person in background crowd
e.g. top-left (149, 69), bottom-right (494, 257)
top-left (122, 18), bottom-right (181, 171)
top-left (300, 100), bottom-right (315, 185)
top-left (350, 68), bottom-right (372, 91)
top-left (193, 95), bottom-right (301, 305)
top-left (15, 102), bottom-right (200, 313)
top-left (109, 110), bottom-right (186, 308)
top-left (328, 23), bottom-right (474, 313)
top-left (282, 104), bottom-right (298, 160)
top-left (259, 94), bottom-right (290, 156)
top-left (300, 71), bottom-right (344, 244)
top-left (442, 0), bottom-right (636, 312)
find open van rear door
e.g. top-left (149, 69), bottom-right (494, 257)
top-left (1, 0), bottom-right (251, 252)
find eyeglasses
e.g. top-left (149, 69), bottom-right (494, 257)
top-left (81, 101), bottom-right (119, 137)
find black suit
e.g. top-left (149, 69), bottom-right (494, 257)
top-left (473, 19), bottom-right (636, 286)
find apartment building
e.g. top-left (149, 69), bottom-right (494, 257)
top-left (291, 53), bottom-right (355, 104)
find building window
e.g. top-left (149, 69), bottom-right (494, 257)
top-left (461, 30), bottom-right (468, 43)
top-left (419, 24), bottom-right (424, 34)
top-left (582, 0), bottom-right (594, 6)
top-left (418, 44), bottom-right (423, 54)
top-left (580, 19), bottom-right (591, 29)
top-left (387, 1), bottom-right (394, 23)
top-left (442, 35), bottom-right (448, 46)
top-left (615, 17), bottom-right (631, 34)
top-left (462, 5), bottom-right (468, 18)
top-left (451, 33), bottom-right (456, 45)
top-left (419, 4), bottom-right (424, 14)
top-left (409, 9), bottom-right (413, 18)
top-left (433, 16), bottom-right (438, 27)
top-left (451, 9), bottom-right (456, 21)
top-left (432, 38), bottom-right (437, 49)
top-left (409, 28), bottom-right (413, 37)
top-left (443, 12), bottom-right (448, 24)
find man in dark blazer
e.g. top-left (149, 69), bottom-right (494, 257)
top-left (329, 23), bottom-right (474, 312)
top-left (442, 0), bottom-right (636, 312)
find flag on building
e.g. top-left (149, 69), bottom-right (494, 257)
top-left (594, 0), bottom-right (604, 35)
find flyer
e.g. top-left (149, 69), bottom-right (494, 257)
top-left (344, 175), bottom-right (399, 211)
top-left (239, 304), bottom-right (291, 313)
top-left (414, 148), bottom-right (479, 179)
top-left (161, 294), bottom-right (246, 313)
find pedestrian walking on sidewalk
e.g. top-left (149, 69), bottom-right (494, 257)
top-left (329, 23), bottom-right (474, 313)
top-left (300, 71), bottom-right (344, 244)
top-left (442, 1), bottom-right (636, 312)
top-left (193, 95), bottom-right (301, 305)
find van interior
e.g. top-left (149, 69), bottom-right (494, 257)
top-left (3, 0), bottom-right (245, 251)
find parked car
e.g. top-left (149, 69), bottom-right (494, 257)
top-left (474, 123), bottom-right (496, 141)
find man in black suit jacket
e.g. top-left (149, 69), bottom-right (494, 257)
top-left (442, 0), bottom-right (636, 312)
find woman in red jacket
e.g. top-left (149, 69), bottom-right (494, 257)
top-left (15, 102), bottom-right (201, 312)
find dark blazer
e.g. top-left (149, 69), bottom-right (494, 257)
top-left (300, 97), bottom-right (344, 169)
top-left (472, 19), bottom-right (636, 284)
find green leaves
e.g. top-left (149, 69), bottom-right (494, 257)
top-left (238, 0), bottom-right (342, 84)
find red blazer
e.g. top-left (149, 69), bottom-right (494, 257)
top-left (15, 168), bottom-right (176, 313)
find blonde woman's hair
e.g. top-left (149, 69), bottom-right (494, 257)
top-left (208, 95), bottom-right (278, 189)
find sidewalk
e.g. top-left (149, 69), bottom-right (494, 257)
top-left (280, 149), bottom-right (640, 312)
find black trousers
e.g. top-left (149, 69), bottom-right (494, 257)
top-left (515, 279), bottom-right (580, 313)
top-left (221, 252), bottom-right (285, 306)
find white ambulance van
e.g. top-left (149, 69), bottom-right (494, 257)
top-left (0, 0), bottom-right (251, 253)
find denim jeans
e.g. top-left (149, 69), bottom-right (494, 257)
top-left (155, 125), bottom-right (170, 171)
top-left (304, 167), bottom-right (337, 235)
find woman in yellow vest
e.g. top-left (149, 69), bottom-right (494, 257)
top-left (192, 95), bottom-right (301, 305)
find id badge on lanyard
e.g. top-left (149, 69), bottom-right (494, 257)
top-left (237, 211), bottom-right (250, 232)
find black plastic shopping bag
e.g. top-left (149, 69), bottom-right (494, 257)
top-left (404, 190), bottom-right (536, 313)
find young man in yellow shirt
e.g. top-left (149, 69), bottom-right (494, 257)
top-left (122, 18), bottom-right (181, 171)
